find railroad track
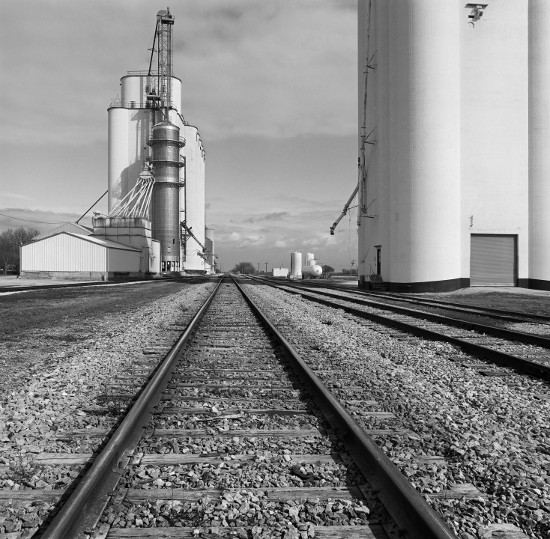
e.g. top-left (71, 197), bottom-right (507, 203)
top-left (0, 275), bottom-right (213, 295)
top-left (34, 277), bottom-right (456, 539)
top-left (286, 279), bottom-right (550, 326)
top-left (252, 278), bottom-right (550, 381)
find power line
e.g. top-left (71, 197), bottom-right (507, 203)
top-left (0, 212), bottom-right (68, 225)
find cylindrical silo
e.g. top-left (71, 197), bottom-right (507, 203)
top-left (121, 75), bottom-right (147, 107)
top-left (179, 124), bottom-right (206, 271)
top-left (107, 107), bottom-right (129, 211)
top-left (529, 0), bottom-right (550, 289)
top-left (290, 252), bottom-right (302, 279)
top-left (387, 0), bottom-right (461, 286)
top-left (148, 121), bottom-right (185, 271)
top-left (305, 253), bottom-right (315, 266)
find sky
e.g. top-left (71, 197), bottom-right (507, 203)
top-left (0, 0), bottom-right (358, 272)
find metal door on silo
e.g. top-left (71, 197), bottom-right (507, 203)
top-left (470, 234), bottom-right (517, 286)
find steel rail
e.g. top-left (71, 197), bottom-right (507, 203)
top-left (294, 278), bottom-right (550, 323)
top-left (258, 278), bottom-right (550, 346)
top-left (0, 275), bottom-right (218, 295)
top-left (234, 277), bottom-right (457, 539)
top-left (373, 290), bottom-right (550, 323)
top-left (257, 277), bottom-right (550, 348)
top-left (41, 278), bottom-right (223, 539)
top-left (259, 281), bottom-right (550, 381)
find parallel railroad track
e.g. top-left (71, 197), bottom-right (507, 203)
top-left (0, 276), bottom-right (213, 295)
top-left (285, 279), bottom-right (550, 326)
top-left (35, 277), bottom-right (456, 539)
top-left (252, 278), bottom-right (550, 381)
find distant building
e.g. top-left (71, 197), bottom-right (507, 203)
top-left (358, 1), bottom-right (550, 291)
top-left (273, 267), bottom-right (289, 278)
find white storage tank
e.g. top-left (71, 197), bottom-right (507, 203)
top-left (302, 264), bottom-right (323, 278)
top-left (290, 252), bottom-right (302, 279)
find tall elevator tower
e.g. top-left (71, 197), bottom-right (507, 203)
top-left (149, 8), bottom-right (184, 272)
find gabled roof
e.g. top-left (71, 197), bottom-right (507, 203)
top-left (33, 222), bottom-right (93, 242)
top-left (30, 232), bottom-right (140, 252)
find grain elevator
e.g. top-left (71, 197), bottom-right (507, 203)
top-left (357, 0), bottom-right (550, 292)
top-left (20, 8), bottom-right (210, 280)
top-left (106, 8), bottom-right (208, 274)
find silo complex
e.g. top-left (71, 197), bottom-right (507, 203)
top-left (358, 0), bottom-right (550, 291)
top-left (107, 10), bottom-right (207, 273)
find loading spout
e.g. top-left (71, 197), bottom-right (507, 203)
top-left (181, 220), bottom-right (206, 252)
top-left (330, 184), bottom-right (359, 235)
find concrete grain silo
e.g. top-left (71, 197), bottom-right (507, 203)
top-left (358, 0), bottom-right (549, 291)
top-left (180, 124), bottom-right (206, 271)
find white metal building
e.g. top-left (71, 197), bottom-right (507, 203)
top-left (358, 0), bottom-right (550, 292)
top-left (21, 232), bottom-right (142, 281)
top-left (108, 74), bottom-right (207, 272)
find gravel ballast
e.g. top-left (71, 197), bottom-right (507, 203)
top-left (0, 280), bottom-right (216, 536)
top-left (243, 283), bottom-right (550, 539)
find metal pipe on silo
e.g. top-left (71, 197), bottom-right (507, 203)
top-left (529, 0), bottom-right (550, 286)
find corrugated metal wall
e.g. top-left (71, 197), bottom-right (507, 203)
top-left (22, 234), bottom-right (140, 273)
top-left (470, 234), bottom-right (517, 286)
top-left (22, 234), bottom-right (108, 272)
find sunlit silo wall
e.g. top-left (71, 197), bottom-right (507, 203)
top-left (358, 0), bottom-right (541, 291)
top-left (179, 124), bottom-right (206, 272)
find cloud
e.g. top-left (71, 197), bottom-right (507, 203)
top-left (242, 211), bottom-right (289, 223)
top-left (208, 195), bottom-right (358, 270)
top-left (179, 1), bottom-right (357, 140)
top-left (0, 1), bottom-right (356, 147)
top-left (0, 208), bottom-right (84, 234)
